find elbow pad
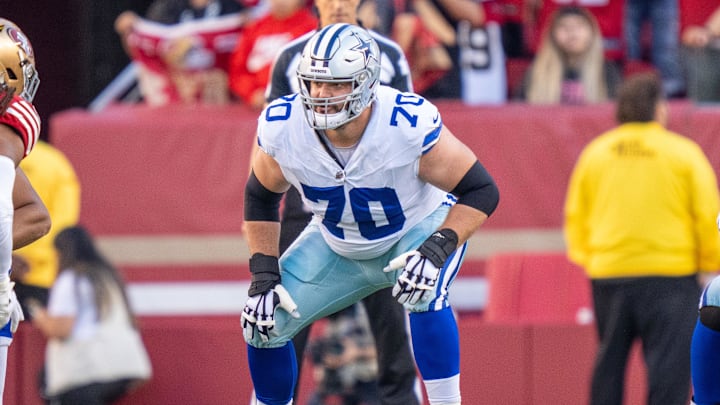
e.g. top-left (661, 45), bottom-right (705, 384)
top-left (244, 171), bottom-right (283, 222)
top-left (450, 161), bottom-right (499, 216)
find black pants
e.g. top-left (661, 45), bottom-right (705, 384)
top-left (48, 379), bottom-right (135, 405)
top-left (590, 275), bottom-right (700, 405)
top-left (281, 187), bottom-right (419, 405)
top-left (14, 282), bottom-right (49, 321)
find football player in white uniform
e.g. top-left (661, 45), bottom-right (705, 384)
top-left (265, 1), bottom-right (417, 403)
top-left (0, 18), bottom-right (49, 402)
top-left (242, 23), bottom-right (499, 405)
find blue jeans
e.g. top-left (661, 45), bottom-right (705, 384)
top-left (624, 0), bottom-right (684, 96)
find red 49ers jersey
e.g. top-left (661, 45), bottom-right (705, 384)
top-left (0, 95), bottom-right (39, 157)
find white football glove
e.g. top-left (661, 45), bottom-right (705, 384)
top-left (9, 288), bottom-right (23, 333)
top-left (384, 229), bottom-right (459, 305)
top-left (242, 252), bottom-right (300, 342)
top-left (242, 284), bottom-right (299, 343)
top-left (0, 278), bottom-right (12, 327)
top-left (384, 251), bottom-right (441, 305)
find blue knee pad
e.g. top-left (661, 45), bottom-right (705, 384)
top-left (410, 306), bottom-right (459, 380)
top-left (691, 319), bottom-right (720, 404)
top-left (247, 342), bottom-right (297, 405)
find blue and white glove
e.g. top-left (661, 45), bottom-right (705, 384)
top-left (0, 277), bottom-right (12, 327)
top-left (241, 253), bottom-right (299, 342)
top-left (384, 229), bottom-right (458, 305)
top-left (9, 288), bottom-right (22, 333)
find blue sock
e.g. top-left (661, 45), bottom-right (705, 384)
top-left (691, 319), bottom-right (720, 404)
top-left (247, 342), bottom-right (297, 405)
top-left (410, 307), bottom-right (459, 380)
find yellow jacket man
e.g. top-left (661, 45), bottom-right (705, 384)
top-left (14, 140), bottom-right (80, 313)
top-left (564, 73), bottom-right (720, 405)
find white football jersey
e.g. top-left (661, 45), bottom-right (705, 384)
top-left (258, 85), bottom-right (448, 260)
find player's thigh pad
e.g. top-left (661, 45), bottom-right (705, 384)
top-left (248, 223), bottom-right (392, 348)
top-left (700, 276), bottom-right (720, 308)
top-left (249, 205), bottom-right (458, 347)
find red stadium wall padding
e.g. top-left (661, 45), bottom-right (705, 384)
top-left (50, 101), bottom-right (708, 240)
top-left (49, 104), bottom-right (259, 236)
top-left (8, 324), bottom-right (45, 405)
top-left (459, 322), bottom-right (531, 403)
top-left (7, 318), bottom-right (658, 404)
top-left (120, 264), bottom-right (250, 282)
top-left (8, 318), bottom-right (530, 405)
top-left (530, 325), bottom-right (649, 405)
top-left (484, 252), bottom-right (593, 325)
top-left (484, 253), bottom-right (525, 322)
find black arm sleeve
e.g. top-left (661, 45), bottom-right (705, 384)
top-left (450, 161), bottom-right (500, 216)
top-left (244, 170), bottom-right (284, 222)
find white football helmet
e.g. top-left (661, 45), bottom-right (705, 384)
top-left (297, 23), bottom-right (380, 129)
top-left (0, 18), bottom-right (39, 113)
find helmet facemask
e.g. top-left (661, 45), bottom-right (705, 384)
top-left (297, 24), bottom-right (380, 130)
top-left (299, 71), bottom-right (377, 129)
top-left (0, 67), bottom-right (15, 114)
top-left (16, 51), bottom-right (39, 102)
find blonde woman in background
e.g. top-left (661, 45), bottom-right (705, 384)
top-left (519, 6), bottom-right (621, 105)
top-left (29, 226), bottom-right (152, 405)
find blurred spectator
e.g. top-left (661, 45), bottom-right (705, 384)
top-left (29, 226), bottom-right (152, 405)
top-left (681, 4), bottom-right (720, 102)
top-left (12, 140), bottom-right (81, 320)
top-left (564, 73), bottom-right (719, 405)
top-left (307, 304), bottom-right (379, 405)
top-left (357, 0), bottom-right (396, 37)
top-left (228, 0), bottom-right (317, 109)
top-left (114, 0), bottom-right (258, 105)
top-left (526, 0), bottom-right (624, 63)
top-left (392, 1), bottom-right (453, 95)
top-left (518, 6), bottom-right (621, 104)
top-left (486, 0), bottom-right (528, 58)
top-left (624, 0), bottom-right (685, 97)
top-left (140, 0), bottom-right (251, 23)
top-left (401, 0), bottom-right (507, 104)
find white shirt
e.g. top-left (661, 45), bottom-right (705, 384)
top-left (48, 270), bottom-right (99, 340)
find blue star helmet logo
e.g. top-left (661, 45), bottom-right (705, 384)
top-left (350, 32), bottom-right (373, 65)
